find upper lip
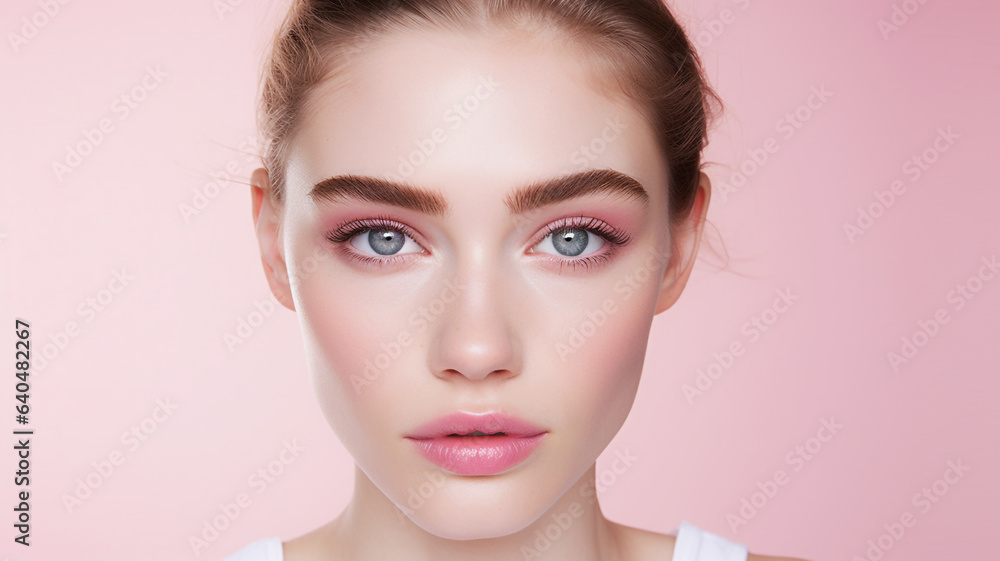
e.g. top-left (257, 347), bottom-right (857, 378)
top-left (405, 411), bottom-right (547, 439)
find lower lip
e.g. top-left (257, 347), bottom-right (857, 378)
top-left (406, 433), bottom-right (546, 476)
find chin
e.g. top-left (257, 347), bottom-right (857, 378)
top-left (391, 473), bottom-right (562, 540)
top-left (402, 498), bottom-right (544, 540)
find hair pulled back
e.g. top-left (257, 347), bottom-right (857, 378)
top-left (257, 0), bottom-right (721, 226)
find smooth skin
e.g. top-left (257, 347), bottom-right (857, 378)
top-left (251, 24), bottom-right (808, 561)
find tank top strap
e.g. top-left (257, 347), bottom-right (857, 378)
top-left (671, 521), bottom-right (748, 561)
top-left (222, 536), bottom-right (284, 561)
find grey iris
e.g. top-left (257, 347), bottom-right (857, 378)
top-left (552, 228), bottom-right (588, 256)
top-left (369, 229), bottom-right (405, 255)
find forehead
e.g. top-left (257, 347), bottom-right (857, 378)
top-left (285, 26), bottom-right (667, 206)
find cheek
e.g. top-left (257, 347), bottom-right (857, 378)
top-left (559, 298), bottom-right (652, 421)
top-left (289, 252), bottom-right (418, 436)
top-left (555, 243), bottom-right (669, 414)
top-left (543, 251), bottom-right (666, 430)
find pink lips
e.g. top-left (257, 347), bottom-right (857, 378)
top-left (404, 411), bottom-right (547, 476)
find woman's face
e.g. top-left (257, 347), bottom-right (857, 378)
top-left (253, 26), bottom-right (705, 539)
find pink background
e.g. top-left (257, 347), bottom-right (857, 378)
top-left (3, 0), bottom-right (997, 559)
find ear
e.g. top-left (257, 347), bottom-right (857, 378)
top-left (653, 171), bottom-right (711, 315)
top-left (251, 167), bottom-right (295, 311)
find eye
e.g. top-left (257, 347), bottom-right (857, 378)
top-left (533, 226), bottom-right (606, 257)
top-left (529, 217), bottom-right (630, 260)
top-left (350, 227), bottom-right (424, 257)
top-left (325, 216), bottom-right (426, 262)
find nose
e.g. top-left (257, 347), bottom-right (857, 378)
top-left (425, 265), bottom-right (522, 383)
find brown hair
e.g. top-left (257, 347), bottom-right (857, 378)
top-left (256, 0), bottom-right (721, 229)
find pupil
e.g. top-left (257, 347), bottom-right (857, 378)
top-left (369, 229), bottom-right (405, 255)
top-left (552, 228), bottom-right (588, 256)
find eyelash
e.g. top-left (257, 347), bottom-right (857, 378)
top-left (531, 216), bottom-right (632, 274)
top-left (325, 214), bottom-right (422, 270)
top-left (324, 214), bottom-right (632, 273)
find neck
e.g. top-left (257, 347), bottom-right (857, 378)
top-left (327, 463), bottom-right (625, 561)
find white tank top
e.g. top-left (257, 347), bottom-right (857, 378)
top-left (222, 520), bottom-right (748, 561)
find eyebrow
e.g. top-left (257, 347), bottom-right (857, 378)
top-left (307, 168), bottom-right (649, 216)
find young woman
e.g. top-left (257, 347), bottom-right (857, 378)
top-left (228, 0), bottom-right (808, 559)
